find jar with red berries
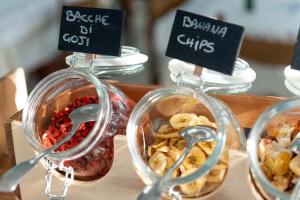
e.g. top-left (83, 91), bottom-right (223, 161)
top-left (22, 46), bottom-right (148, 198)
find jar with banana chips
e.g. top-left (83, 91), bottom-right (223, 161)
top-left (127, 85), bottom-right (245, 198)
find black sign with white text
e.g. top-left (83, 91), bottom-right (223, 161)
top-left (166, 10), bottom-right (245, 75)
top-left (58, 6), bottom-right (124, 56)
top-left (291, 29), bottom-right (300, 70)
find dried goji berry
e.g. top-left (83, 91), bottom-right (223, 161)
top-left (41, 93), bottom-right (135, 181)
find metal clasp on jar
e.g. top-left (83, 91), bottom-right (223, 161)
top-left (44, 159), bottom-right (74, 200)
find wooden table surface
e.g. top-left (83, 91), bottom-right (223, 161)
top-left (0, 81), bottom-right (285, 200)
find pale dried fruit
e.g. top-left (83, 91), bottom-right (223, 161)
top-left (271, 175), bottom-right (289, 192)
top-left (276, 125), bottom-right (294, 140)
top-left (264, 151), bottom-right (290, 176)
top-left (258, 138), bottom-right (272, 161)
top-left (289, 155), bottom-right (300, 176)
top-left (179, 168), bottom-right (206, 196)
top-left (261, 163), bottom-right (272, 180)
top-left (277, 137), bottom-right (291, 148)
top-left (264, 141), bottom-right (291, 160)
top-left (183, 146), bottom-right (206, 170)
top-left (149, 152), bottom-right (168, 176)
top-left (169, 113), bottom-right (200, 130)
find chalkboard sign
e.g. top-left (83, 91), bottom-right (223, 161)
top-left (58, 6), bottom-right (124, 56)
top-left (166, 10), bottom-right (245, 75)
top-left (291, 28), bottom-right (300, 70)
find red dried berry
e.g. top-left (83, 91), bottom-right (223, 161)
top-left (41, 94), bottom-right (135, 180)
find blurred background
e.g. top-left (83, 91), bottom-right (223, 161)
top-left (1, 0), bottom-right (299, 96)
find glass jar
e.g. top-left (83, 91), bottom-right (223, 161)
top-left (248, 98), bottom-right (300, 200)
top-left (284, 66), bottom-right (300, 96)
top-left (127, 81), bottom-right (246, 198)
top-left (22, 46), bottom-right (148, 198)
top-left (23, 68), bottom-right (135, 181)
top-left (169, 58), bottom-right (256, 94)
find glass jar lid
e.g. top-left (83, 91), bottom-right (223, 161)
top-left (284, 66), bottom-right (300, 95)
top-left (65, 46), bottom-right (148, 77)
top-left (169, 58), bottom-right (256, 94)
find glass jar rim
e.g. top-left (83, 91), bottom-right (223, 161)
top-left (169, 58), bottom-right (256, 94)
top-left (126, 86), bottom-right (227, 185)
top-left (22, 68), bottom-right (111, 161)
top-left (247, 98), bottom-right (300, 200)
top-left (284, 66), bottom-right (300, 95)
top-left (65, 46), bottom-right (148, 77)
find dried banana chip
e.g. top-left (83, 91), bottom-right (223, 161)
top-left (155, 132), bottom-right (179, 139)
top-left (152, 140), bottom-right (168, 149)
top-left (183, 146), bottom-right (206, 170)
top-left (167, 146), bottom-right (181, 162)
top-left (169, 137), bottom-right (180, 147)
top-left (149, 152), bottom-right (168, 176)
top-left (197, 141), bottom-right (216, 156)
top-left (198, 116), bottom-right (211, 126)
top-left (169, 113), bottom-right (200, 130)
top-left (179, 168), bottom-right (206, 196)
top-left (155, 137), bottom-right (165, 144)
top-left (156, 145), bottom-right (169, 153)
top-left (164, 157), bottom-right (179, 177)
top-left (175, 139), bottom-right (187, 150)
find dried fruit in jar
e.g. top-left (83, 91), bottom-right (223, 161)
top-left (264, 152), bottom-right (290, 176)
top-left (182, 146), bottom-right (206, 170)
top-left (258, 120), bottom-right (300, 192)
top-left (169, 113), bottom-right (200, 130)
top-left (41, 94), bottom-right (134, 180)
top-left (179, 168), bottom-right (207, 196)
top-left (146, 111), bottom-right (228, 197)
top-left (149, 151), bottom-right (168, 176)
